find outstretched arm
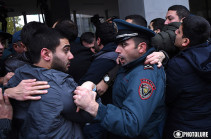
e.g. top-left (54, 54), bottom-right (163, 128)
top-left (0, 88), bottom-right (13, 120)
top-left (0, 72), bottom-right (14, 86)
top-left (144, 51), bottom-right (166, 67)
top-left (73, 86), bottom-right (99, 117)
top-left (5, 79), bottom-right (50, 101)
top-left (0, 88), bottom-right (13, 139)
top-left (76, 81), bottom-right (97, 112)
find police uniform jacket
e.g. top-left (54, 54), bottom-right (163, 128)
top-left (95, 47), bottom-right (166, 139)
top-left (7, 64), bottom-right (93, 139)
top-left (164, 41), bottom-right (211, 138)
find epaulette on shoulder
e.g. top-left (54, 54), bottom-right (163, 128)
top-left (144, 64), bottom-right (154, 70)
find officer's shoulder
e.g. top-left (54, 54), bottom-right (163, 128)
top-left (143, 64), bottom-right (155, 70)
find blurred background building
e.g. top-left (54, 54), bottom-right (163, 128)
top-left (0, 0), bottom-right (210, 36)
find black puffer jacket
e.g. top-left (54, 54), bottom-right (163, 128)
top-left (151, 22), bottom-right (181, 58)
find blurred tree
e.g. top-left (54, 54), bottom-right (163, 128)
top-left (6, 16), bottom-right (23, 35)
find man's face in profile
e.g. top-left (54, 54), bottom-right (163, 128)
top-left (164, 10), bottom-right (180, 25)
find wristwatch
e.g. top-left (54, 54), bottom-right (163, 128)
top-left (103, 74), bottom-right (110, 84)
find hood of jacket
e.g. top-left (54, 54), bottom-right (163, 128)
top-left (180, 40), bottom-right (211, 81)
top-left (101, 42), bottom-right (117, 52)
top-left (93, 42), bottom-right (117, 58)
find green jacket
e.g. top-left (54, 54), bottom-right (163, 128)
top-left (151, 22), bottom-right (181, 58)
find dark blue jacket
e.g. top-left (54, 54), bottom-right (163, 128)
top-left (0, 60), bottom-right (6, 77)
top-left (68, 42), bottom-right (93, 83)
top-left (7, 64), bottom-right (93, 139)
top-left (0, 119), bottom-right (11, 139)
top-left (95, 48), bottom-right (166, 139)
top-left (164, 41), bottom-right (211, 138)
top-left (79, 42), bottom-right (118, 85)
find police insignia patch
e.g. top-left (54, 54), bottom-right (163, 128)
top-left (139, 79), bottom-right (156, 100)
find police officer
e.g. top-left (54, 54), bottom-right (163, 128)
top-left (73, 19), bottom-right (166, 139)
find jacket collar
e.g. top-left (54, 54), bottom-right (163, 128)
top-left (122, 47), bottom-right (155, 71)
top-left (94, 42), bottom-right (117, 58)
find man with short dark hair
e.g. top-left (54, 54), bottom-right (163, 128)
top-left (74, 19), bottom-right (166, 139)
top-left (164, 5), bottom-right (190, 25)
top-left (53, 19), bottom-right (78, 42)
top-left (4, 22), bottom-right (51, 100)
top-left (7, 27), bottom-right (93, 139)
top-left (21, 21), bottom-right (46, 47)
top-left (150, 5), bottom-right (190, 58)
top-left (125, 14), bottom-right (147, 27)
top-left (164, 15), bottom-right (211, 139)
top-left (149, 18), bottom-right (165, 33)
top-left (80, 32), bottom-right (96, 53)
top-left (80, 32), bottom-right (95, 47)
top-left (53, 19), bottom-right (94, 83)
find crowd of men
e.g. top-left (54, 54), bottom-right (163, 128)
top-left (0, 4), bottom-right (211, 139)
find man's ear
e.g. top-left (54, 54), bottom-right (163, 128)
top-left (154, 29), bottom-right (161, 33)
top-left (20, 42), bottom-right (27, 51)
top-left (180, 17), bottom-right (185, 23)
top-left (137, 42), bottom-right (147, 54)
top-left (40, 48), bottom-right (52, 61)
top-left (182, 38), bottom-right (190, 47)
top-left (13, 43), bottom-right (19, 51)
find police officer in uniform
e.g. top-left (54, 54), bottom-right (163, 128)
top-left (73, 19), bottom-right (166, 139)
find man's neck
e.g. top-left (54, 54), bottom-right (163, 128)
top-left (33, 60), bottom-right (51, 69)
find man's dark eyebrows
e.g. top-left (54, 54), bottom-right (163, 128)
top-left (118, 40), bottom-right (127, 46)
top-left (167, 15), bottom-right (174, 19)
top-left (63, 45), bottom-right (71, 48)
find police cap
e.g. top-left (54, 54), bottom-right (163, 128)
top-left (113, 19), bottom-right (155, 43)
top-left (12, 30), bottom-right (21, 44)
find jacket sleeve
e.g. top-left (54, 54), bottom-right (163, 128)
top-left (151, 27), bottom-right (180, 58)
top-left (79, 58), bottom-right (116, 85)
top-left (166, 58), bottom-right (184, 105)
top-left (60, 77), bottom-right (94, 123)
top-left (166, 57), bottom-right (189, 105)
top-left (95, 67), bottom-right (165, 137)
top-left (22, 78), bottom-right (93, 134)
